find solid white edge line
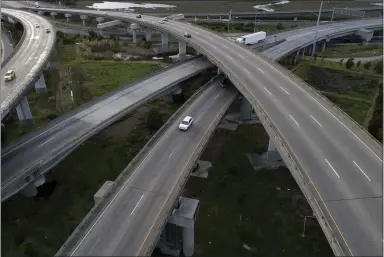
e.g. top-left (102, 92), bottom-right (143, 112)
top-left (195, 115), bottom-right (201, 123)
top-left (352, 161), bottom-right (371, 181)
top-left (214, 93), bottom-right (221, 99)
top-left (289, 114), bottom-right (299, 127)
top-left (258, 67), bottom-right (264, 73)
top-left (169, 149), bottom-right (175, 158)
top-left (131, 194), bottom-right (145, 215)
top-left (310, 115), bottom-right (323, 128)
top-left (325, 158), bottom-right (340, 178)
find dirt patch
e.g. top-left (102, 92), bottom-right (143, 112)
top-left (200, 128), bottom-right (235, 162)
top-left (98, 105), bottom-right (151, 141)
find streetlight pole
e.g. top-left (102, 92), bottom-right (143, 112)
top-left (228, 9), bottom-right (232, 34)
top-left (300, 215), bottom-right (316, 238)
top-left (310, 0), bottom-right (323, 62)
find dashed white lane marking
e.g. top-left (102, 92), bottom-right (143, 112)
top-left (257, 68), bottom-right (264, 73)
top-left (214, 93), bottom-right (221, 99)
top-left (289, 114), bottom-right (299, 127)
top-left (310, 115), bottom-right (323, 128)
top-left (38, 137), bottom-right (55, 147)
top-left (280, 86), bottom-right (290, 95)
top-left (131, 194), bottom-right (144, 215)
top-left (169, 149), bottom-right (176, 158)
top-left (325, 158), bottom-right (340, 178)
top-left (244, 69), bottom-right (251, 75)
top-left (226, 55), bottom-right (233, 60)
top-left (238, 54), bottom-right (245, 59)
top-left (222, 45), bottom-right (228, 49)
top-left (264, 87), bottom-right (272, 96)
top-left (352, 161), bottom-right (371, 181)
top-left (195, 115), bottom-right (201, 123)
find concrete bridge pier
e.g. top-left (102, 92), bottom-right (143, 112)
top-left (64, 13), bottom-right (72, 22)
top-left (35, 74), bottom-right (47, 93)
top-left (267, 138), bottom-right (282, 161)
top-left (321, 41), bottom-right (326, 52)
top-left (240, 97), bottom-right (253, 121)
top-left (145, 27), bottom-right (152, 41)
top-left (50, 12), bottom-right (57, 19)
top-left (356, 28), bottom-right (374, 44)
top-left (16, 96), bottom-right (34, 127)
top-left (158, 197), bottom-right (199, 257)
top-left (130, 23), bottom-right (139, 43)
top-left (294, 49), bottom-right (300, 64)
top-left (80, 15), bottom-right (88, 26)
top-left (96, 16), bottom-right (105, 24)
top-left (164, 87), bottom-right (183, 104)
top-left (178, 41), bottom-right (187, 61)
top-left (38, 11), bottom-right (45, 15)
top-left (301, 47), bottom-right (305, 59)
top-left (161, 31), bottom-right (169, 47)
top-left (22, 174), bottom-right (46, 197)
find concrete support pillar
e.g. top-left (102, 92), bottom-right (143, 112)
top-left (145, 27), bottom-right (152, 41)
top-left (321, 41), bottom-right (326, 52)
top-left (301, 47), bottom-right (305, 59)
top-left (161, 31), bottom-right (169, 47)
top-left (16, 96), bottom-right (34, 127)
top-left (267, 138), bottom-right (282, 161)
top-left (50, 12), bottom-right (57, 19)
top-left (23, 184), bottom-right (38, 197)
top-left (130, 23), bottom-right (139, 43)
top-left (240, 97), bottom-right (252, 121)
top-left (96, 17), bottom-right (105, 24)
top-left (80, 15), bottom-right (88, 26)
top-left (65, 13), bottom-right (72, 22)
top-left (182, 227), bottom-right (194, 257)
top-left (132, 29), bottom-right (137, 43)
top-left (35, 74), bottom-right (47, 93)
top-left (307, 45), bottom-right (312, 55)
top-left (294, 49), bottom-right (299, 64)
top-left (178, 41), bottom-right (187, 61)
top-left (217, 67), bottom-right (222, 74)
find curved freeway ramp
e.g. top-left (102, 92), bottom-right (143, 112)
top-left (1, 56), bottom-right (213, 201)
top-left (41, 9), bottom-right (381, 257)
top-left (1, 8), bottom-right (55, 119)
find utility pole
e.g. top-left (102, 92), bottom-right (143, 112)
top-left (253, 16), bottom-right (257, 33)
top-left (310, 0), bottom-right (323, 62)
top-left (228, 9), bottom-right (232, 34)
top-left (300, 215), bottom-right (316, 238)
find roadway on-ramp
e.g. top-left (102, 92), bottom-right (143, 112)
top-left (51, 10), bottom-right (381, 256)
top-left (1, 8), bottom-right (55, 119)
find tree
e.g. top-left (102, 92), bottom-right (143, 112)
top-left (374, 61), bottom-right (383, 74)
top-left (356, 60), bottom-right (361, 68)
top-left (146, 109), bottom-right (165, 131)
top-left (339, 58), bottom-right (344, 66)
top-left (364, 61), bottom-right (371, 70)
top-left (345, 58), bottom-right (354, 69)
top-left (276, 23), bottom-right (285, 30)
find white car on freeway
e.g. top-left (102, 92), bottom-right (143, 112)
top-left (179, 116), bottom-right (193, 130)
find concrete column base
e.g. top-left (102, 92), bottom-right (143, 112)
top-left (267, 138), bottom-right (282, 161)
top-left (190, 160), bottom-right (211, 178)
top-left (35, 75), bottom-right (47, 94)
top-left (16, 96), bottom-right (34, 127)
top-left (94, 181), bottom-right (114, 205)
top-left (23, 184), bottom-right (38, 197)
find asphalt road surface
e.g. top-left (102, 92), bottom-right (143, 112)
top-left (1, 9), bottom-right (55, 118)
top-left (1, 57), bottom-right (212, 200)
top-left (1, 30), bottom-right (13, 61)
top-left (51, 10), bottom-right (380, 256)
top-left (3, 5), bottom-right (383, 255)
top-left (69, 80), bottom-right (236, 256)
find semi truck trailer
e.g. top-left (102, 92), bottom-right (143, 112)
top-left (235, 31), bottom-right (266, 45)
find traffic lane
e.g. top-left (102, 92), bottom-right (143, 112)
top-left (2, 57), bottom-right (211, 157)
top-left (1, 118), bottom-right (93, 185)
top-left (178, 29), bottom-right (380, 255)
top-left (326, 197), bottom-right (382, 256)
top-left (1, 30), bottom-right (13, 60)
top-left (71, 84), bottom-right (234, 255)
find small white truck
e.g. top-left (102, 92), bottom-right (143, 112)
top-left (235, 31), bottom-right (266, 45)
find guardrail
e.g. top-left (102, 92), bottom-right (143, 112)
top-left (1, 10), bottom-right (56, 120)
top-left (2, 57), bottom-right (213, 201)
top-left (56, 74), bottom-right (225, 256)
top-left (1, 16), bottom-right (26, 68)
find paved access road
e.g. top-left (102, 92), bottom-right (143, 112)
top-left (49, 10), bottom-right (381, 256)
top-left (1, 9), bottom-right (55, 118)
top-left (69, 79), bottom-right (236, 256)
top-left (1, 57), bottom-right (212, 200)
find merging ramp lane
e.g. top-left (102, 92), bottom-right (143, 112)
top-left (1, 8), bottom-right (55, 118)
top-left (1, 57), bottom-right (212, 201)
top-left (59, 77), bottom-right (237, 256)
top-left (3, 6), bottom-right (383, 256)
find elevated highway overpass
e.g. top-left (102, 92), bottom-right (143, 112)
top-left (2, 5), bottom-right (383, 257)
top-left (1, 9), bottom-right (55, 122)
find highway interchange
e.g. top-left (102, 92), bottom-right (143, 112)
top-left (1, 4), bottom-right (383, 257)
top-left (0, 8), bottom-right (55, 118)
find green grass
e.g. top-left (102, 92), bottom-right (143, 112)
top-left (293, 60), bottom-right (382, 125)
top-left (183, 125), bottom-right (333, 256)
top-left (317, 44), bottom-right (383, 58)
top-left (71, 61), bottom-right (165, 105)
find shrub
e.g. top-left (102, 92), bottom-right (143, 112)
top-left (363, 61), bottom-right (371, 69)
top-left (276, 23), bottom-right (285, 30)
top-left (356, 60), bottom-right (361, 68)
top-left (374, 61), bottom-right (383, 74)
top-left (146, 109), bottom-right (165, 131)
top-left (345, 58), bottom-right (354, 69)
top-left (339, 58), bottom-right (344, 66)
